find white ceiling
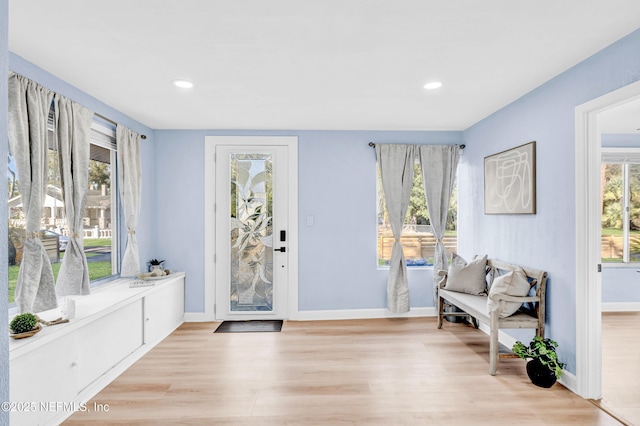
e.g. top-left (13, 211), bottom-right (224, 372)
top-left (8, 1), bottom-right (640, 131)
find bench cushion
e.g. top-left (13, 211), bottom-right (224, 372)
top-left (440, 288), bottom-right (539, 326)
top-left (444, 253), bottom-right (488, 295)
top-left (440, 289), bottom-right (489, 321)
top-left (487, 268), bottom-right (530, 318)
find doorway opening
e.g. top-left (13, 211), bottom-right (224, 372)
top-left (575, 80), bottom-right (640, 399)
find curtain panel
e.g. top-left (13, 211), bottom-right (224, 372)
top-left (376, 144), bottom-right (415, 313)
top-left (117, 125), bottom-right (142, 276)
top-left (418, 145), bottom-right (460, 296)
top-left (55, 95), bottom-right (94, 296)
top-left (7, 72), bottom-right (57, 313)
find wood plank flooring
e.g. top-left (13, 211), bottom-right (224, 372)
top-left (66, 317), bottom-right (622, 425)
top-left (599, 312), bottom-right (640, 426)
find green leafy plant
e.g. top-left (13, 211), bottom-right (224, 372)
top-left (512, 336), bottom-right (565, 379)
top-left (10, 313), bottom-right (38, 334)
top-left (148, 259), bottom-right (165, 266)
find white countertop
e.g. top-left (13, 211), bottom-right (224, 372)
top-left (9, 272), bottom-right (185, 359)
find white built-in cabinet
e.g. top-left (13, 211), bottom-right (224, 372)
top-left (9, 273), bottom-right (185, 426)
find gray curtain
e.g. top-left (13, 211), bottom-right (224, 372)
top-left (117, 125), bottom-right (142, 276)
top-left (418, 145), bottom-right (460, 295)
top-left (376, 144), bottom-right (415, 313)
top-left (55, 95), bottom-right (94, 296)
top-left (8, 72), bottom-right (57, 313)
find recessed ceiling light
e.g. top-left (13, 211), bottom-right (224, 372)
top-left (173, 79), bottom-right (194, 89)
top-left (424, 81), bottom-right (442, 90)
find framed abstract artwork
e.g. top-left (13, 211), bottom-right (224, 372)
top-left (484, 141), bottom-right (536, 214)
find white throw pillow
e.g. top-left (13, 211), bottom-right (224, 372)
top-left (444, 253), bottom-right (488, 295)
top-left (487, 268), bottom-right (531, 318)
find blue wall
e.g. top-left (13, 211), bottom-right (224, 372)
top-left (460, 28), bottom-right (640, 374)
top-left (153, 130), bottom-right (463, 313)
top-left (0, 0), bottom-right (8, 420)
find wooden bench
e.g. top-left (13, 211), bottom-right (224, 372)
top-left (436, 259), bottom-right (547, 375)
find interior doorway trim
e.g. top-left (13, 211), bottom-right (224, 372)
top-left (204, 136), bottom-right (299, 322)
top-left (575, 79), bottom-right (640, 399)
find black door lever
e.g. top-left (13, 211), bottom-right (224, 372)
top-left (275, 247), bottom-right (286, 252)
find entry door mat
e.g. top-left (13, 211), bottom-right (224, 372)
top-left (214, 320), bottom-right (283, 333)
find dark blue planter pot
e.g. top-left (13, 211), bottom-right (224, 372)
top-left (526, 359), bottom-right (557, 388)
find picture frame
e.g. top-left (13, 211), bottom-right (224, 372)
top-left (484, 141), bottom-right (536, 214)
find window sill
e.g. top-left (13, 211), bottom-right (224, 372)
top-left (601, 262), bottom-right (640, 269)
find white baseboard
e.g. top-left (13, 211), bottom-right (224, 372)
top-left (184, 307), bottom-right (437, 322)
top-left (292, 307), bottom-right (436, 321)
top-left (184, 312), bottom-right (210, 322)
top-left (558, 370), bottom-right (578, 394)
top-left (602, 302), bottom-right (640, 312)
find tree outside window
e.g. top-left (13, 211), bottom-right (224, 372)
top-left (377, 163), bottom-right (457, 267)
top-left (601, 162), bottom-right (640, 263)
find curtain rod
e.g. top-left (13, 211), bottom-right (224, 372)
top-left (96, 113), bottom-right (147, 140)
top-left (368, 142), bottom-right (465, 149)
top-left (12, 71), bottom-right (148, 140)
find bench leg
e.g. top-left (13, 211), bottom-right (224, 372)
top-left (437, 296), bottom-right (444, 329)
top-left (471, 317), bottom-right (479, 329)
top-left (489, 313), bottom-right (499, 375)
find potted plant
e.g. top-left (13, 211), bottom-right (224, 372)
top-left (512, 336), bottom-right (565, 388)
top-left (9, 313), bottom-right (41, 339)
top-left (147, 258), bottom-right (165, 273)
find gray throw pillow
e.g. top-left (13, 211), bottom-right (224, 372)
top-left (487, 268), bottom-right (531, 318)
top-left (444, 253), bottom-right (488, 295)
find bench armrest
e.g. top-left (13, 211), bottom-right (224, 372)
top-left (437, 269), bottom-right (448, 288)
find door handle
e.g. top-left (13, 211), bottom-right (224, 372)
top-left (275, 247), bottom-right (286, 252)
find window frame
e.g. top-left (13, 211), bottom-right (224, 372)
top-left (88, 120), bottom-right (121, 282)
top-left (376, 158), bottom-right (458, 269)
top-left (601, 148), bottom-right (640, 266)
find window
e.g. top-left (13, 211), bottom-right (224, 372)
top-left (601, 157), bottom-right (640, 263)
top-left (7, 107), bottom-right (119, 304)
top-left (376, 162), bottom-right (457, 267)
top-left (85, 122), bottom-right (119, 280)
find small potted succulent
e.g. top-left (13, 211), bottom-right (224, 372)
top-left (9, 313), bottom-right (40, 338)
top-left (512, 336), bottom-right (565, 388)
top-left (147, 258), bottom-right (165, 273)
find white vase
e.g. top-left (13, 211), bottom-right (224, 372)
top-left (149, 264), bottom-right (164, 273)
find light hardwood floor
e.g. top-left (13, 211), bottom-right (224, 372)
top-left (66, 317), bottom-right (622, 425)
top-left (598, 312), bottom-right (640, 426)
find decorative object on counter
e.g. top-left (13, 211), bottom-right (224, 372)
top-left (512, 335), bottom-right (564, 388)
top-left (129, 279), bottom-right (156, 288)
top-left (59, 297), bottom-right (76, 320)
top-left (37, 317), bottom-right (69, 326)
top-left (10, 312), bottom-right (39, 338)
top-left (9, 312), bottom-right (71, 339)
top-left (147, 258), bottom-right (165, 273)
top-left (137, 269), bottom-right (173, 280)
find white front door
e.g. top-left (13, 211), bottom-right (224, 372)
top-left (212, 137), bottom-right (295, 320)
